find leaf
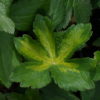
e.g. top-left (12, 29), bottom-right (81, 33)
top-left (33, 15), bottom-right (56, 58)
top-left (0, 3), bottom-right (7, 15)
top-left (6, 93), bottom-right (26, 100)
top-left (81, 89), bottom-right (95, 100)
top-left (74, 0), bottom-right (92, 23)
top-left (10, 62), bottom-right (51, 88)
top-left (41, 83), bottom-right (79, 100)
top-left (0, 3), bottom-right (15, 34)
top-left (92, 81), bottom-right (100, 100)
top-left (93, 51), bottom-right (100, 81)
top-left (51, 66), bottom-right (94, 91)
top-left (48, 0), bottom-right (65, 29)
top-left (0, 0), bottom-right (13, 10)
top-left (6, 89), bottom-right (42, 100)
top-left (57, 24), bottom-right (92, 61)
top-left (57, 0), bottom-right (73, 30)
top-left (66, 57), bottom-right (96, 71)
top-left (0, 32), bottom-right (16, 87)
top-left (93, 37), bottom-right (100, 47)
top-left (81, 81), bottom-right (100, 100)
top-left (10, 0), bottom-right (44, 31)
top-left (91, 0), bottom-right (100, 8)
top-left (48, 0), bottom-right (73, 30)
top-left (0, 15), bottom-right (15, 34)
top-left (14, 34), bottom-right (48, 61)
top-left (0, 93), bottom-right (5, 100)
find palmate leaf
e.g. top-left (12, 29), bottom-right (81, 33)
top-left (12, 15), bottom-right (95, 91)
top-left (57, 24), bottom-right (92, 61)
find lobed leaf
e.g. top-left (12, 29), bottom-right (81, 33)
top-left (10, 62), bottom-right (51, 88)
top-left (51, 66), bottom-right (94, 91)
top-left (14, 34), bottom-right (48, 61)
top-left (57, 24), bottom-right (92, 61)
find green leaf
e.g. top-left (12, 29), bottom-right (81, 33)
top-left (93, 51), bottom-right (100, 81)
top-left (10, 0), bottom-right (44, 31)
top-left (57, 0), bottom-right (73, 30)
top-left (0, 0), bottom-right (13, 10)
top-left (81, 89), bottom-right (95, 100)
top-left (14, 34), bottom-right (48, 61)
top-left (51, 66), bottom-right (94, 91)
top-left (6, 93), bottom-right (26, 100)
top-left (6, 89), bottom-right (42, 100)
top-left (48, 0), bottom-right (65, 29)
top-left (0, 32), bottom-right (15, 87)
top-left (93, 37), bottom-right (100, 47)
top-left (48, 0), bottom-right (73, 30)
top-left (41, 83), bottom-right (79, 100)
top-left (0, 15), bottom-right (15, 34)
top-left (0, 93), bottom-right (5, 100)
top-left (81, 81), bottom-right (100, 100)
top-left (74, 0), bottom-right (92, 23)
top-left (66, 57), bottom-right (96, 71)
top-left (10, 62), bottom-right (51, 88)
top-left (33, 15), bottom-right (56, 58)
top-left (0, 3), bottom-right (15, 34)
top-left (57, 24), bottom-right (92, 61)
top-left (0, 3), bottom-right (7, 15)
top-left (91, 0), bottom-right (100, 8)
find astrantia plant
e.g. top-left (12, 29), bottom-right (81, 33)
top-left (0, 0), bottom-right (100, 100)
top-left (11, 15), bottom-right (96, 91)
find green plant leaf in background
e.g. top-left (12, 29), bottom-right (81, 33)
top-left (0, 0), bottom-right (15, 34)
top-left (93, 37), bottom-right (100, 47)
top-left (10, 0), bottom-right (45, 31)
top-left (91, 0), bottom-right (100, 8)
top-left (0, 32), bottom-right (19, 87)
top-left (57, 24), bottom-right (92, 60)
top-left (48, 0), bottom-right (73, 30)
top-left (11, 15), bottom-right (96, 91)
top-left (0, 0), bottom-right (13, 13)
top-left (0, 88), bottom-right (42, 100)
top-left (81, 81), bottom-right (100, 100)
top-left (93, 51), bottom-right (100, 81)
top-left (41, 84), bottom-right (80, 100)
top-left (74, 0), bottom-right (92, 23)
top-left (0, 93), bottom-right (5, 100)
